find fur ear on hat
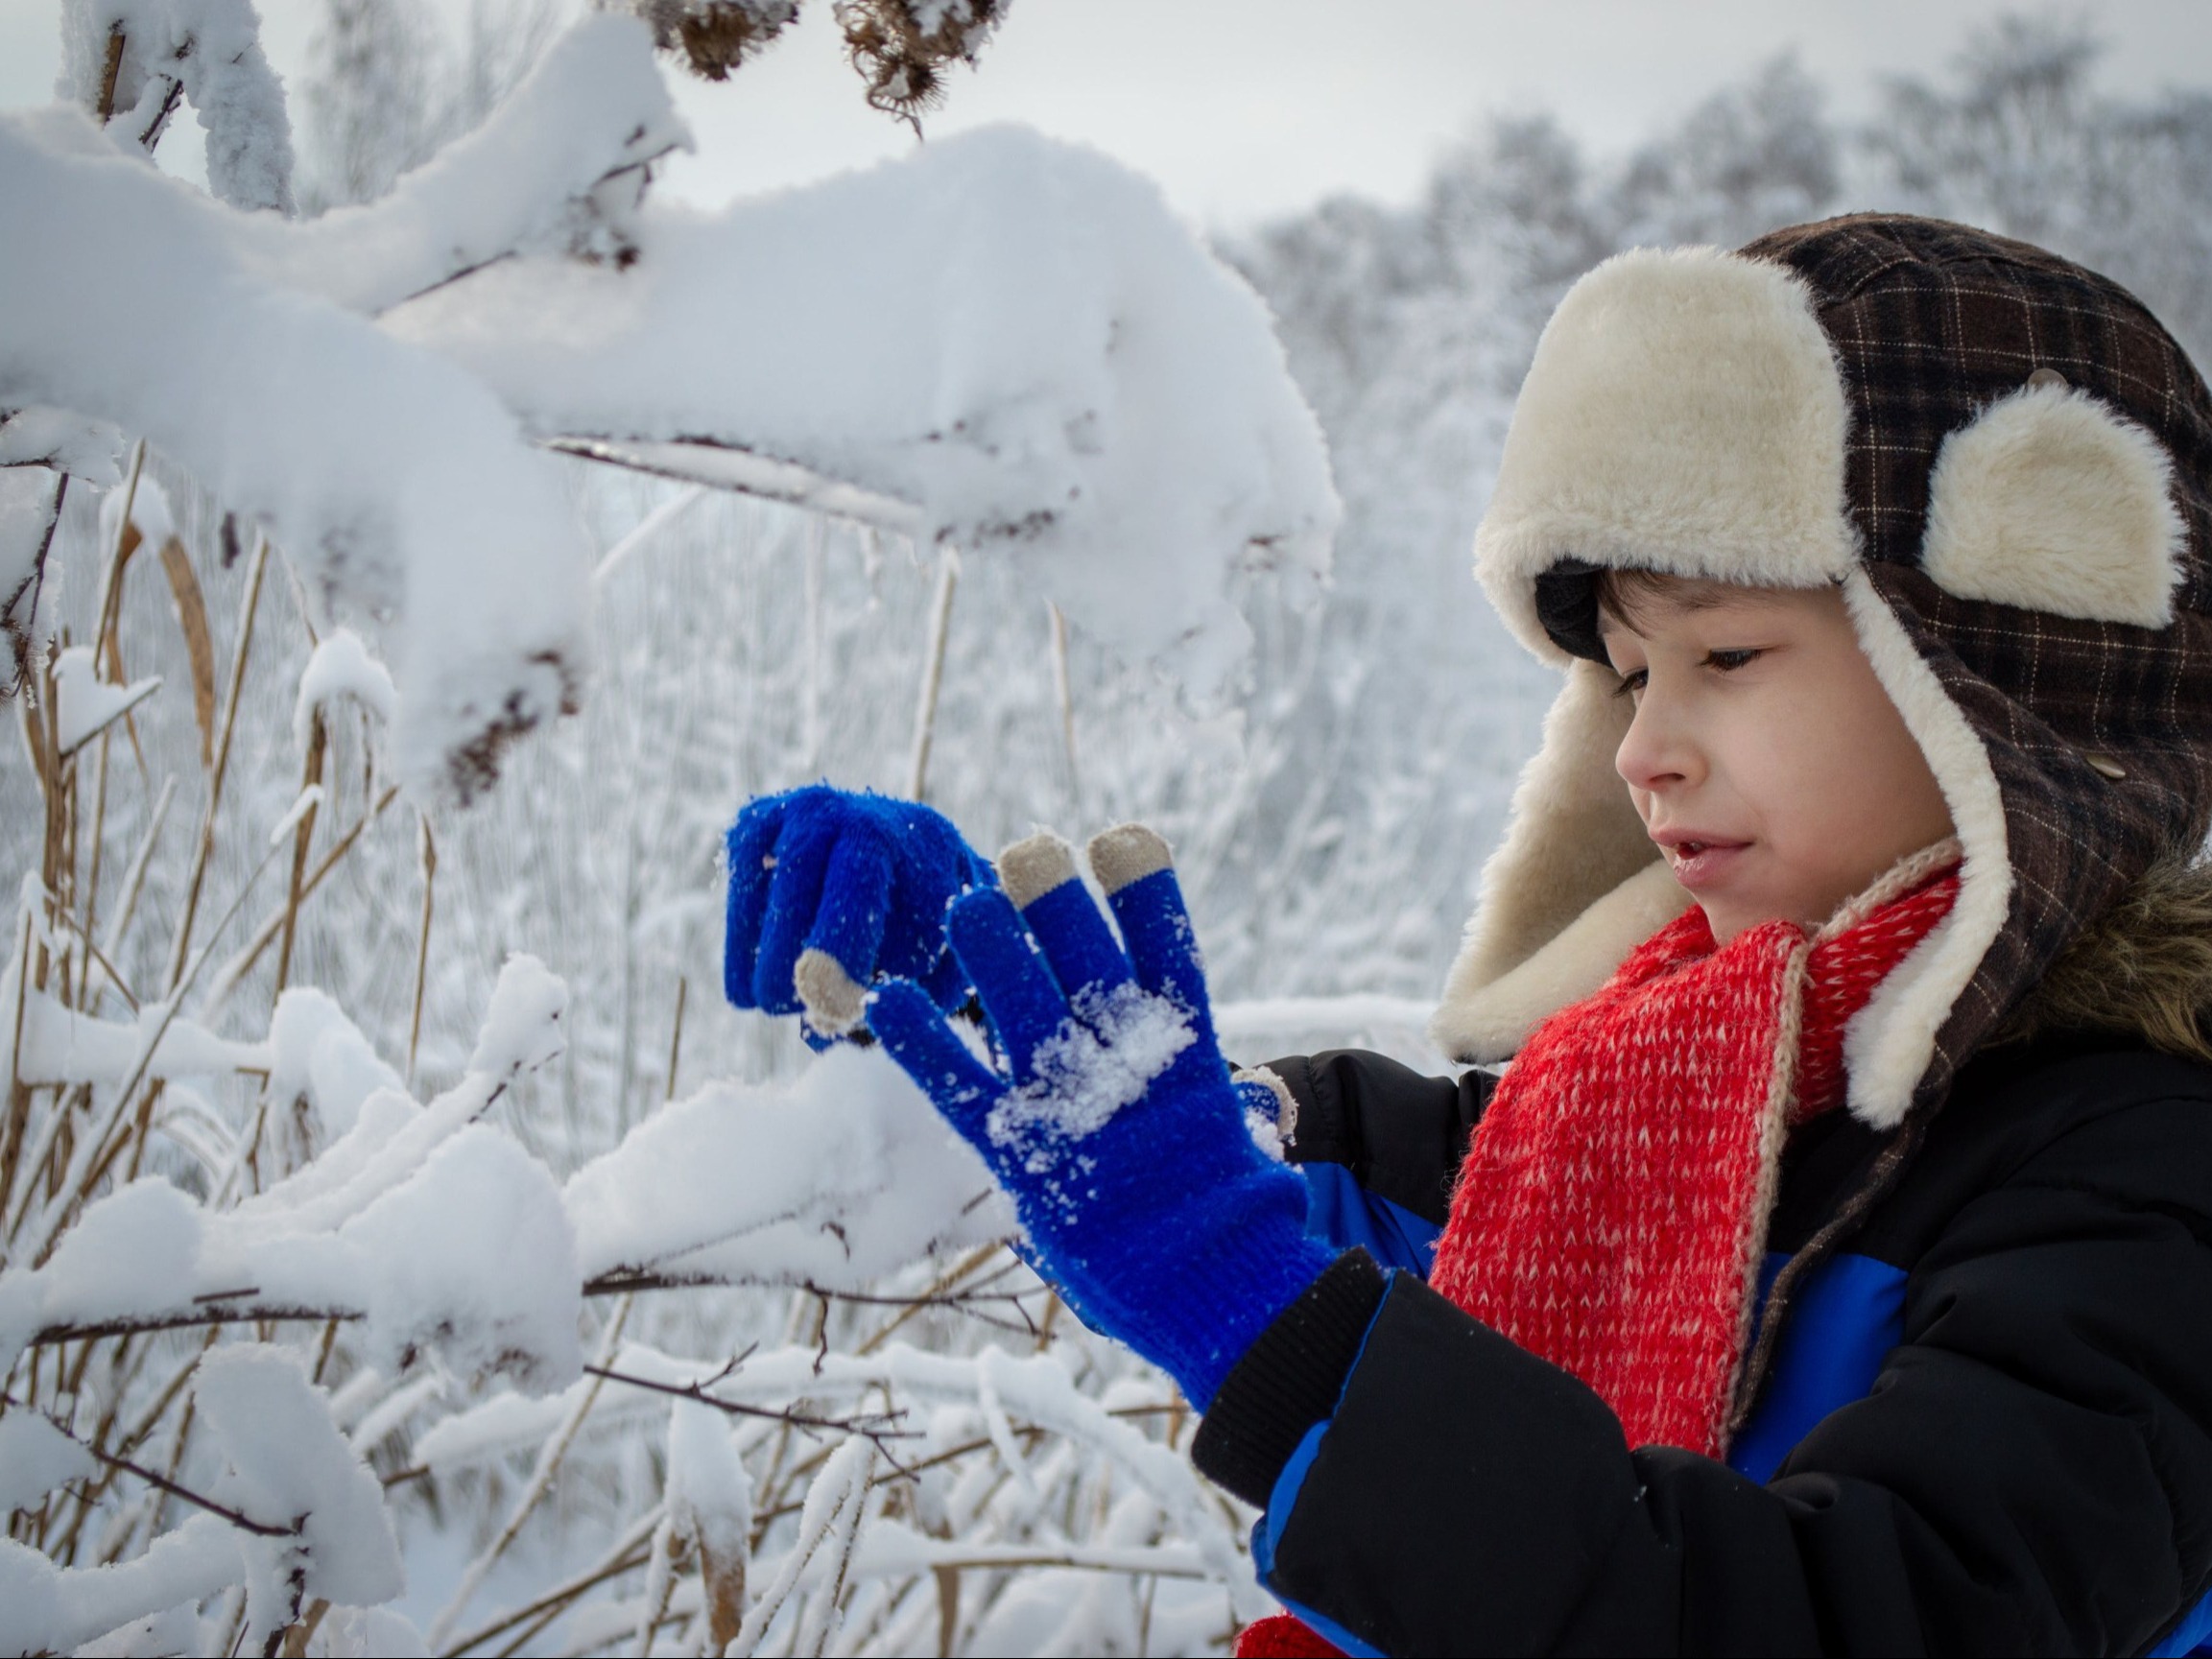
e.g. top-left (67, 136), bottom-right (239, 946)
top-left (1474, 246), bottom-right (1860, 661)
top-left (1921, 377), bottom-right (2186, 628)
top-left (1430, 659), bottom-right (1691, 1062)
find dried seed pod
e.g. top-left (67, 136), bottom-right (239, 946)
top-left (630, 0), bottom-right (800, 82)
top-left (834, 0), bottom-right (1008, 126)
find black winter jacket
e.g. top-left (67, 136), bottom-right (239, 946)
top-left (1190, 1036), bottom-right (2212, 1657)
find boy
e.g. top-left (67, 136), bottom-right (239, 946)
top-left (725, 215), bottom-right (2212, 1654)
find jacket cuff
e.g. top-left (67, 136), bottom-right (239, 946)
top-left (1191, 1247), bottom-right (1388, 1506)
top-left (1262, 1052), bottom-right (1353, 1165)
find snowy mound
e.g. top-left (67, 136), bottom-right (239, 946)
top-left (387, 124), bottom-right (1340, 699)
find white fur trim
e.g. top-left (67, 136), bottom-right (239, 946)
top-left (1475, 247), bottom-right (1860, 661)
top-left (1921, 380), bottom-right (2186, 628)
top-left (1431, 860), bottom-right (1693, 1062)
top-left (1837, 570), bottom-right (2012, 1127)
top-left (1430, 659), bottom-right (1667, 1061)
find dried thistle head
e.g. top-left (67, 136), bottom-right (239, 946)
top-left (833, 0), bottom-right (1008, 128)
top-left (630, 0), bottom-right (800, 82)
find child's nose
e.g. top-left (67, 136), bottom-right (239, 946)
top-left (1614, 690), bottom-right (1701, 794)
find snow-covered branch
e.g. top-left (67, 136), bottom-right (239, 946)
top-left (391, 122), bottom-right (1340, 699)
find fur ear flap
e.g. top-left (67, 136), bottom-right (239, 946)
top-left (1921, 378), bottom-right (2185, 628)
top-left (1430, 659), bottom-right (1683, 1063)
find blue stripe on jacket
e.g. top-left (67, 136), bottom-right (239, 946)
top-left (1289, 1178), bottom-right (2212, 1654)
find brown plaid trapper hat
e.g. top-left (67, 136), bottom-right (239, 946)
top-left (1430, 213), bottom-right (2212, 1129)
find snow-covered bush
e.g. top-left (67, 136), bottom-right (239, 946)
top-left (1, 1), bottom-right (1340, 1650)
top-left (7, 4), bottom-right (2206, 1653)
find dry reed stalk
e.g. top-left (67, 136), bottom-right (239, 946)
top-left (273, 711), bottom-right (326, 998)
top-left (439, 1504), bottom-right (666, 1658)
top-left (24, 838), bottom-right (279, 1266)
top-left (426, 1294), bottom-right (637, 1652)
top-left (662, 974), bottom-right (687, 1102)
top-left (406, 811), bottom-right (435, 1087)
top-left (157, 533), bottom-right (219, 768)
top-left (94, 25), bottom-right (125, 121)
top-left (1049, 600), bottom-right (1079, 800)
top-left (907, 547), bottom-right (959, 802)
top-left (630, 1515), bottom-right (686, 1659)
top-left (202, 783), bottom-right (398, 1014)
top-left (3, 897), bottom-right (36, 1219)
top-left (79, 726), bottom-right (114, 1008)
top-left (100, 772), bottom-right (175, 970)
top-left (88, 440), bottom-right (146, 684)
top-left (163, 533), bottom-right (268, 997)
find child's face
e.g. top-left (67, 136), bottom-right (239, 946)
top-left (1599, 578), bottom-right (1955, 943)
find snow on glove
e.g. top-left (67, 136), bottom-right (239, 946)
top-left (868, 823), bottom-right (1338, 1410)
top-left (724, 786), bottom-right (996, 1039)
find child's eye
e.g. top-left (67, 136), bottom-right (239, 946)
top-left (1610, 667), bottom-right (1648, 699)
top-left (1704, 649), bottom-right (1762, 673)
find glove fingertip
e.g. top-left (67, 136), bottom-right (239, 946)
top-left (1086, 823), bottom-right (1174, 897)
top-left (997, 832), bottom-right (1080, 910)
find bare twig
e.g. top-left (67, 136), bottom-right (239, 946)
top-left (583, 1364), bottom-right (915, 1443)
top-left (4, 1393), bottom-right (294, 1538)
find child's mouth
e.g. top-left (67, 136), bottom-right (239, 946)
top-left (1657, 836), bottom-right (1749, 889)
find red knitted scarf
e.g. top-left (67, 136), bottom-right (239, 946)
top-left (1237, 849), bottom-right (1960, 1659)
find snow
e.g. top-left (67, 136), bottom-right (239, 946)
top-left (34, 1178), bottom-right (203, 1343)
top-left (291, 627), bottom-right (398, 750)
top-left (0, 1411), bottom-right (97, 1513)
top-left (97, 471), bottom-right (175, 551)
top-left (263, 986), bottom-right (405, 1142)
top-left (464, 951), bottom-right (566, 1077)
top-left (50, 642), bottom-right (161, 755)
top-left (0, 1516), bottom-right (243, 1656)
top-left (388, 122), bottom-right (1340, 700)
top-left (191, 1345), bottom-right (404, 1608)
top-left (331, 1124), bottom-right (583, 1389)
top-left (59, 0), bottom-right (296, 213)
top-left (0, 406), bottom-right (129, 483)
top-left (984, 984), bottom-right (1193, 1163)
top-left (266, 782), bottom-right (322, 844)
top-left (0, 102), bottom-right (593, 803)
top-left (561, 1039), bottom-right (1011, 1292)
top-left (11, 984), bottom-right (267, 1086)
top-left (254, 16), bottom-right (689, 313)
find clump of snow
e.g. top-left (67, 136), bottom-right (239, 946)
top-left (465, 951), bottom-right (566, 1077)
top-left (0, 407), bottom-right (128, 483)
top-left (1, 102), bottom-right (592, 804)
top-left (257, 16), bottom-right (689, 312)
top-left (49, 643), bottom-right (160, 755)
top-left (96, 471), bottom-right (175, 551)
top-left (388, 123), bottom-right (1339, 701)
top-left (58, 0), bottom-right (296, 213)
top-left (334, 1125), bottom-right (583, 1389)
top-left (291, 627), bottom-right (398, 751)
top-left (0, 1516), bottom-right (243, 1656)
top-left (562, 1040), bottom-right (1010, 1292)
top-left (0, 1411), bottom-right (97, 1513)
top-left (984, 983), bottom-right (1193, 1163)
top-left (11, 984), bottom-right (267, 1087)
top-left (264, 986), bottom-right (404, 1141)
top-left (192, 1346), bottom-right (404, 1613)
top-left (33, 1178), bottom-right (202, 1350)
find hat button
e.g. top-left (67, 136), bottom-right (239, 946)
top-left (2027, 367), bottom-right (2070, 391)
top-left (2084, 752), bottom-right (2128, 781)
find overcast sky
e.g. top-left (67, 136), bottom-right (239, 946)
top-left (5, 0), bottom-right (2210, 226)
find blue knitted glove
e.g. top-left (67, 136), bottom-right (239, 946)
top-left (724, 786), bottom-right (995, 1040)
top-left (868, 824), bottom-right (1337, 1409)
